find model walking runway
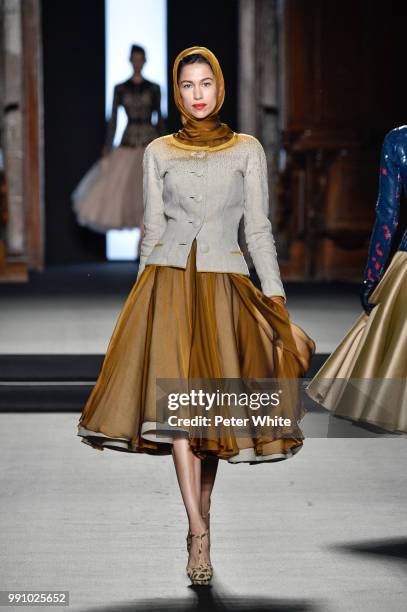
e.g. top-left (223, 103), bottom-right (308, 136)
top-left (77, 45), bottom-right (315, 585)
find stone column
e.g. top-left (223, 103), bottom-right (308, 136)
top-left (22, 0), bottom-right (44, 270)
top-left (0, 0), bottom-right (43, 279)
top-left (2, 0), bottom-right (24, 257)
top-left (237, 0), bottom-right (282, 273)
top-left (257, 0), bottom-right (280, 225)
top-left (237, 0), bottom-right (256, 137)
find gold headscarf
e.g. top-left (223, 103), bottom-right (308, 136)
top-left (172, 46), bottom-right (235, 148)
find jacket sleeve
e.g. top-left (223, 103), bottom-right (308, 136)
top-left (362, 131), bottom-right (402, 285)
top-left (136, 144), bottom-right (167, 282)
top-left (243, 138), bottom-right (286, 300)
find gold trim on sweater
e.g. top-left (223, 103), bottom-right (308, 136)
top-left (167, 133), bottom-right (239, 151)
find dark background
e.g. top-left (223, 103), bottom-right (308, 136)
top-left (42, 0), bottom-right (106, 264)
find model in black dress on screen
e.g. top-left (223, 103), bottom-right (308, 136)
top-left (72, 44), bottom-right (165, 257)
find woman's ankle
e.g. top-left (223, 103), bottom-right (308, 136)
top-left (189, 514), bottom-right (207, 535)
top-left (188, 529), bottom-right (210, 565)
top-left (200, 502), bottom-right (211, 523)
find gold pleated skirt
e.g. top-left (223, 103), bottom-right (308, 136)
top-left (306, 250), bottom-right (407, 433)
top-left (77, 239), bottom-right (315, 462)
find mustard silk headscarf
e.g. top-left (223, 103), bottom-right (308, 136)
top-left (172, 46), bottom-right (235, 148)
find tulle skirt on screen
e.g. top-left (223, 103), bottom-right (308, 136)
top-left (77, 239), bottom-right (316, 462)
top-left (72, 146), bottom-right (145, 232)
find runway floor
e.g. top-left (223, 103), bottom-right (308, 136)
top-left (0, 413), bottom-right (406, 612)
top-left (0, 262), bottom-right (362, 355)
top-left (1, 263), bottom-right (406, 610)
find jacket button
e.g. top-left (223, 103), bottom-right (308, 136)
top-left (196, 195), bottom-right (203, 202)
top-left (200, 243), bottom-right (209, 253)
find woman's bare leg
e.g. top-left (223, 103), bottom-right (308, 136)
top-left (172, 438), bottom-right (210, 566)
top-left (200, 456), bottom-right (219, 526)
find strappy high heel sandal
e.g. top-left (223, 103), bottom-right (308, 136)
top-left (186, 529), bottom-right (213, 585)
top-left (187, 513), bottom-right (210, 554)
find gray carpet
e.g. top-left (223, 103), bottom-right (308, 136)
top-left (0, 413), bottom-right (406, 612)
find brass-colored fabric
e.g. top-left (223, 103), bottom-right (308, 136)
top-left (77, 239), bottom-right (315, 460)
top-left (306, 251), bottom-right (407, 433)
top-left (172, 46), bottom-right (235, 149)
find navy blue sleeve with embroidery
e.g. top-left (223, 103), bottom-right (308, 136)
top-left (362, 131), bottom-right (402, 287)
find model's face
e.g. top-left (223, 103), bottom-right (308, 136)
top-left (131, 51), bottom-right (145, 73)
top-left (178, 62), bottom-right (217, 119)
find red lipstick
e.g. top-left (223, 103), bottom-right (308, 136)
top-left (192, 103), bottom-right (207, 109)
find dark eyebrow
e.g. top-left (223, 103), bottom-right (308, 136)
top-left (179, 77), bottom-right (214, 84)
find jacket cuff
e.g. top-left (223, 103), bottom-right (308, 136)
top-left (262, 280), bottom-right (286, 301)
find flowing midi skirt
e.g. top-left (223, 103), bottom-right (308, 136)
top-left (77, 239), bottom-right (316, 462)
top-left (72, 146), bottom-right (145, 232)
top-left (306, 251), bottom-right (407, 433)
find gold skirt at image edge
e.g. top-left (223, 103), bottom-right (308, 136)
top-left (306, 250), bottom-right (407, 433)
